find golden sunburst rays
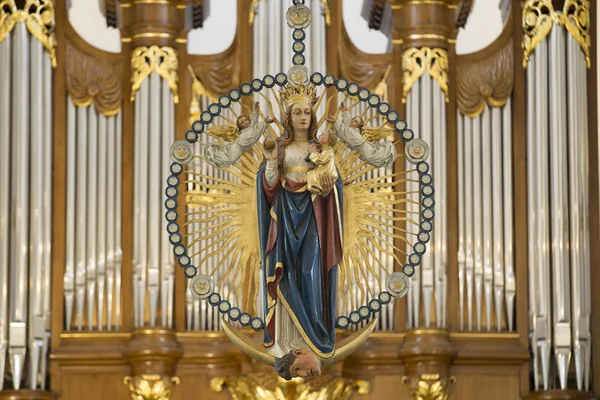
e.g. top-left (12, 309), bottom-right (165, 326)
top-left (335, 140), bottom-right (421, 315)
top-left (182, 147), bottom-right (264, 312)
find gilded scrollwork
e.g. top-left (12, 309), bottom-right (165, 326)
top-left (0, 0), bottom-right (56, 66)
top-left (131, 46), bottom-right (179, 103)
top-left (457, 37), bottom-right (513, 118)
top-left (401, 47), bottom-right (449, 103)
top-left (210, 373), bottom-right (370, 400)
top-left (124, 374), bottom-right (180, 400)
top-left (66, 38), bottom-right (122, 116)
top-left (522, 0), bottom-right (590, 68)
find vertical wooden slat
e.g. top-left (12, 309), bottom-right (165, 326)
top-left (587, 0), bottom-right (600, 396)
top-left (120, 35), bottom-right (134, 332)
top-left (446, 44), bottom-right (459, 332)
top-left (511, 0), bottom-right (530, 396)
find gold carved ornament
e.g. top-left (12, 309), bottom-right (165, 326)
top-left (124, 374), bottom-right (180, 400)
top-left (522, 0), bottom-right (590, 68)
top-left (66, 39), bottom-right (122, 116)
top-left (210, 373), bottom-right (370, 400)
top-left (402, 374), bottom-right (455, 400)
top-left (131, 46), bottom-right (179, 103)
top-left (0, 0), bottom-right (56, 66)
top-left (401, 47), bottom-right (449, 104)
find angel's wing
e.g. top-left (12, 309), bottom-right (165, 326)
top-left (361, 126), bottom-right (395, 142)
top-left (206, 124), bottom-right (240, 142)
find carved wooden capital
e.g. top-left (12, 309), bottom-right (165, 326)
top-left (118, 0), bottom-right (188, 48)
top-left (65, 23), bottom-right (123, 116)
top-left (456, 16), bottom-right (513, 118)
top-left (389, 0), bottom-right (465, 50)
top-left (399, 329), bottom-right (457, 400)
top-left (124, 329), bottom-right (183, 378)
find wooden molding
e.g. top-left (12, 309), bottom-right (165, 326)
top-left (65, 22), bottom-right (123, 116)
top-left (526, 390), bottom-right (593, 400)
top-left (0, 391), bottom-right (58, 400)
top-left (456, 16), bottom-right (514, 118)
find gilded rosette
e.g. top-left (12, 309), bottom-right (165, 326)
top-left (0, 0), bottom-right (56, 67)
top-left (401, 47), bottom-right (449, 104)
top-left (131, 46), bottom-right (180, 103)
top-left (522, 0), bottom-right (590, 68)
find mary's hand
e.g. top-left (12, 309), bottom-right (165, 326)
top-left (326, 115), bottom-right (336, 123)
top-left (263, 143), bottom-right (278, 161)
top-left (321, 174), bottom-right (334, 196)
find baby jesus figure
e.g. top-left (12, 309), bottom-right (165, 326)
top-left (306, 129), bottom-right (338, 195)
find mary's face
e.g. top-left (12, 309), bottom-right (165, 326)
top-left (291, 102), bottom-right (311, 131)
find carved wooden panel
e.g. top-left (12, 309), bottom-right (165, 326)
top-left (187, 40), bottom-right (242, 99)
top-left (65, 22), bottom-right (123, 116)
top-left (339, 25), bottom-right (392, 92)
top-left (456, 16), bottom-right (514, 118)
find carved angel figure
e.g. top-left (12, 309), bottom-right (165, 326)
top-left (327, 101), bottom-right (397, 168)
top-left (204, 102), bottom-right (273, 168)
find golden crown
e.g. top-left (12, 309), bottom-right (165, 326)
top-left (279, 84), bottom-right (317, 109)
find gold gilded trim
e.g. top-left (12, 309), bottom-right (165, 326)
top-left (132, 32), bottom-right (174, 40)
top-left (60, 332), bottom-right (130, 339)
top-left (131, 45), bottom-right (179, 103)
top-left (284, 166), bottom-right (311, 173)
top-left (522, 0), bottom-right (590, 68)
top-left (0, 0), bottom-right (56, 67)
top-left (277, 286), bottom-right (335, 358)
top-left (132, 0), bottom-right (170, 4)
top-left (392, 0), bottom-right (458, 9)
top-left (124, 375), bottom-right (180, 400)
top-left (248, 0), bottom-right (258, 24)
top-left (401, 47), bottom-right (449, 103)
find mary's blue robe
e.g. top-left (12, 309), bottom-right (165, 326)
top-left (257, 162), bottom-right (343, 358)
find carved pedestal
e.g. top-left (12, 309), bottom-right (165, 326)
top-left (0, 390), bottom-right (57, 400)
top-left (399, 329), bottom-right (457, 400)
top-left (526, 390), bottom-right (593, 400)
top-left (123, 329), bottom-right (183, 400)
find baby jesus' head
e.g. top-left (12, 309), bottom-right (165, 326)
top-left (349, 116), bottom-right (364, 130)
top-left (236, 114), bottom-right (251, 130)
top-left (317, 129), bottom-right (337, 147)
top-left (274, 348), bottom-right (322, 380)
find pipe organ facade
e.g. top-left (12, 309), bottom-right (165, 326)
top-left (0, 0), bottom-right (598, 399)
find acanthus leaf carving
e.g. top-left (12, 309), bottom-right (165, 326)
top-left (66, 34), bottom-right (122, 116)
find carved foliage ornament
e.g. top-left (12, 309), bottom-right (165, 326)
top-left (402, 47), bottom-right (449, 103)
top-left (131, 46), bottom-right (179, 104)
top-left (0, 0), bottom-right (56, 66)
top-left (457, 38), bottom-right (514, 118)
top-left (522, 0), bottom-right (590, 68)
top-left (66, 39), bottom-right (122, 116)
top-left (402, 374), bottom-right (455, 400)
top-left (211, 373), bottom-right (370, 400)
top-left (124, 375), bottom-right (180, 400)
